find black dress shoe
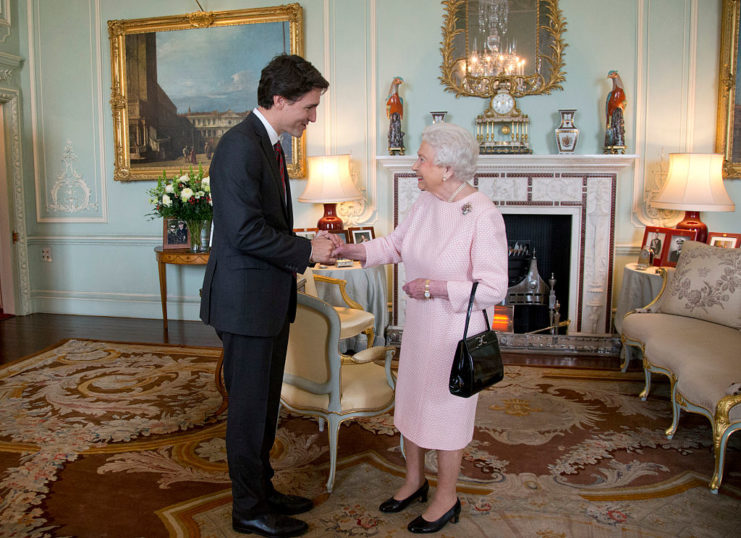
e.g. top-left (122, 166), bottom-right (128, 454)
top-left (232, 513), bottom-right (308, 537)
top-left (379, 480), bottom-right (429, 513)
top-left (267, 491), bottom-right (313, 515)
top-left (407, 498), bottom-right (461, 534)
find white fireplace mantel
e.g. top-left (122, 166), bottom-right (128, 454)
top-left (377, 154), bottom-right (638, 174)
top-left (377, 153), bottom-right (638, 336)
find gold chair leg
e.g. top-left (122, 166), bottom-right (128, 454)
top-left (364, 327), bottom-right (375, 349)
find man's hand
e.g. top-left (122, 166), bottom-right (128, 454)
top-left (316, 230), bottom-right (343, 248)
top-left (310, 235), bottom-right (337, 265)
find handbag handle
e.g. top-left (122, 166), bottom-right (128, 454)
top-left (462, 282), bottom-right (490, 339)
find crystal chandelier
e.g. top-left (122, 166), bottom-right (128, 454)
top-left (465, 0), bottom-right (524, 79)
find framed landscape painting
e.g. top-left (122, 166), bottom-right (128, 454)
top-left (108, 5), bottom-right (305, 181)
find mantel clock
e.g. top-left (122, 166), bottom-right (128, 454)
top-left (475, 85), bottom-right (531, 154)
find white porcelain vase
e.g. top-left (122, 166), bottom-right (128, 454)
top-left (555, 109), bottom-right (579, 153)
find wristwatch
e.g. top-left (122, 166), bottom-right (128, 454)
top-left (424, 279), bottom-right (431, 299)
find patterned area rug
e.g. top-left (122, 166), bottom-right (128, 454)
top-left (0, 339), bottom-right (739, 537)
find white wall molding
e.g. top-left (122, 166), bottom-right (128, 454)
top-left (631, 0), bottom-right (648, 228)
top-left (378, 154), bottom-right (638, 173)
top-left (31, 289), bottom-right (201, 320)
top-left (27, 235), bottom-right (159, 246)
top-left (615, 244), bottom-right (641, 256)
top-left (45, 140), bottom-right (100, 215)
top-left (632, 0), bottom-right (696, 230)
top-left (0, 88), bottom-right (31, 315)
top-left (0, 51), bottom-right (22, 81)
top-left (328, 0), bottom-right (378, 228)
top-left (30, 0), bottom-right (106, 223)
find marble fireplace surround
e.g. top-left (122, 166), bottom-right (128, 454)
top-left (377, 154), bottom-right (637, 351)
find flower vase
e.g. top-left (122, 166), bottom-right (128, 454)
top-left (186, 219), bottom-right (212, 252)
top-left (555, 109), bottom-right (579, 153)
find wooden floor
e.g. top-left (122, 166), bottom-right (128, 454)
top-left (0, 313), bottom-right (629, 370)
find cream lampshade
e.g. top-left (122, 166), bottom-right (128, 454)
top-left (651, 153), bottom-right (735, 243)
top-left (298, 155), bottom-right (362, 231)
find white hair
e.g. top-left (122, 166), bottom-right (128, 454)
top-left (421, 122), bottom-right (479, 181)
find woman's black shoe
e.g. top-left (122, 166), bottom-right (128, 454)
top-left (378, 480), bottom-right (429, 513)
top-left (407, 498), bottom-right (461, 534)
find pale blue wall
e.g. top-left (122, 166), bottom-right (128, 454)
top-left (3, 0), bottom-right (738, 321)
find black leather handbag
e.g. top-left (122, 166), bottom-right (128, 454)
top-left (449, 282), bottom-right (504, 398)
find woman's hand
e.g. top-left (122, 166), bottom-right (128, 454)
top-left (403, 278), bottom-right (448, 300)
top-left (332, 242), bottom-right (367, 261)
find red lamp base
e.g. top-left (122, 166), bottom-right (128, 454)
top-left (317, 203), bottom-right (344, 231)
top-left (675, 211), bottom-right (708, 243)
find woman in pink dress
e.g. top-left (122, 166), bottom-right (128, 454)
top-left (334, 122), bottom-right (508, 533)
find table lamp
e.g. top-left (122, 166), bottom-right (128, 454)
top-left (651, 153), bottom-right (735, 243)
top-left (298, 154), bottom-right (362, 231)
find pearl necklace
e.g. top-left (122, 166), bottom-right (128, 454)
top-left (446, 182), bottom-right (467, 203)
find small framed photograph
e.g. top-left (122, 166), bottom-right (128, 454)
top-left (659, 229), bottom-right (697, 267)
top-left (640, 226), bottom-right (671, 266)
top-left (294, 227), bottom-right (318, 240)
top-left (163, 218), bottom-right (190, 249)
top-left (348, 226), bottom-right (375, 244)
top-left (330, 230), bottom-right (350, 244)
top-left (707, 232), bottom-right (741, 249)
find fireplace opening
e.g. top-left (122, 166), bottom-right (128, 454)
top-left (502, 214), bottom-right (572, 333)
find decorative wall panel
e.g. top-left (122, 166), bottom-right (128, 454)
top-left (30, 0), bottom-right (106, 222)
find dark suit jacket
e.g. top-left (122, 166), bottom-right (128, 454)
top-left (200, 113), bottom-right (312, 337)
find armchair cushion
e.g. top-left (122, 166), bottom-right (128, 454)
top-left (676, 361), bottom-right (741, 422)
top-left (623, 312), bottom-right (740, 376)
top-left (658, 241), bottom-right (741, 329)
top-left (335, 307), bottom-right (375, 339)
top-left (281, 361), bottom-right (394, 415)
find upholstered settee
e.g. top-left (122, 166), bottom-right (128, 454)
top-left (621, 240), bottom-right (741, 494)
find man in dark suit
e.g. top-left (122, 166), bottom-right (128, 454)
top-left (200, 54), bottom-right (337, 537)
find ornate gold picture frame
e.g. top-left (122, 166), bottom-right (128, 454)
top-left (108, 4), bottom-right (304, 182)
top-left (717, 0), bottom-right (741, 178)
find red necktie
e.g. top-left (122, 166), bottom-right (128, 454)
top-left (273, 141), bottom-right (287, 203)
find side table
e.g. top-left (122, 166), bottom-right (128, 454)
top-left (615, 262), bottom-right (674, 371)
top-left (154, 247), bottom-right (209, 330)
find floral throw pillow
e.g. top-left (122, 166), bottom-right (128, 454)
top-left (659, 240), bottom-right (741, 329)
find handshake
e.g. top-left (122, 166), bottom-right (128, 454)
top-left (310, 231), bottom-right (348, 265)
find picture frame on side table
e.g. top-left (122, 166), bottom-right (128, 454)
top-left (659, 229), bottom-right (697, 267)
top-left (163, 218), bottom-right (190, 249)
top-left (108, 5), bottom-right (304, 181)
top-left (294, 227), bottom-right (318, 240)
top-left (707, 232), bottom-right (741, 248)
top-left (348, 226), bottom-right (375, 244)
top-left (640, 226), bottom-right (671, 266)
top-left (330, 230), bottom-right (350, 244)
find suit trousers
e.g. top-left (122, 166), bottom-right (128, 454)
top-left (218, 317), bottom-right (290, 516)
